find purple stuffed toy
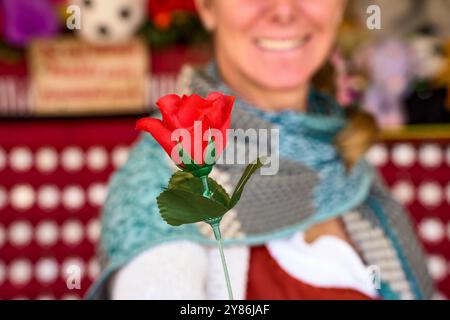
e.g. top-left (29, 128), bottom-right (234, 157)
top-left (363, 39), bottom-right (414, 128)
top-left (1, 0), bottom-right (60, 47)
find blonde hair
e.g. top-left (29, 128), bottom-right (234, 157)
top-left (312, 61), bottom-right (379, 170)
top-left (334, 110), bottom-right (379, 169)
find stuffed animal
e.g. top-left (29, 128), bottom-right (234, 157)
top-left (1, 0), bottom-right (60, 47)
top-left (436, 41), bottom-right (450, 109)
top-left (363, 39), bottom-right (415, 128)
top-left (403, 34), bottom-right (450, 125)
top-left (70, 0), bottom-right (146, 45)
top-left (409, 29), bottom-right (447, 81)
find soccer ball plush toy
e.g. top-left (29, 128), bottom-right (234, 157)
top-left (71, 0), bottom-right (147, 45)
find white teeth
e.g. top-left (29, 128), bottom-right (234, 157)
top-left (256, 37), bottom-right (307, 51)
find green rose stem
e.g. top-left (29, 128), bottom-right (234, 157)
top-left (200, 175), bottom-right (234, 300)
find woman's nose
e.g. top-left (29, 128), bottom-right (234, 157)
top-left (269, 0), bottom-right (297, 25)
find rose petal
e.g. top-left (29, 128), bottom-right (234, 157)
top-left (203, 93), bottom-right (234, 128)
top-left (181, 116), bottom-right (212, 166)
top-left (211, 114), bottom-right (231, 159)
top-left (176, 94), bottom-right (213, 127)
top-left (156, 94), bottom-right (183, 129)
top-left (136, 118), bottom-right (180, 164)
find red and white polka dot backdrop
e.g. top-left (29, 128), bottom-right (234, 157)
top-left (0, 117), bottom-right (137, 300)
top-left (367, 138), bottom-right (450, 300)
top-left (1, 119), bottom-right (450, 299)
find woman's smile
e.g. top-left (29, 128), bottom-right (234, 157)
top-left (254, 34), bottom-right (313, 52)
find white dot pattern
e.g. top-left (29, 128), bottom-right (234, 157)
top-left (112, 145), bottom-right (129, 168)
top-left (0, 137), bottom-right (138, 299)
top-left (418, 182), bottom-right (443, 208)
top-left (88, 258), bottom-right (100, 280)
top-left (0, 262), bottom-right (5, 285)
top-left (61, 146), bottom-right (84, 172)
top-left (8, 221), bottom-right (33, 247)
top-left (0, 225), bottom-right (5, 248)
top-left (446, 183), bottom-right (450, 204)
top-left (366, 144), bottom-right (388, 167)
top-left (86, 219), bottom-right (101, 243)
top-left (87, 183), bottom-right (107, 207)
top-left (9, 259), bottom-right (33, 286)
top-left (0, 147), bottom-right (6, 171)
top-left (86, 146), bottom-right (108, 171)
top-left (9, 147), bottom-right (33, 172)
top-left (35, 147), bottom-right (58, 173)
top-left (62, 220), bottom-right (84, 246)
top-left (62, 257), bottom-right (86, 279)
top-left (419, 218), bottom-right (445, 243)
top-left (35, 221), bottom-right (59, 247)
top-left (62, 185), bottom-right (85, 210)
top-left (10, 184), bottom-right (35, 211)
top-left (0, 186), bottom-right (7, 210)
top-left (428, 255), bottom-right (447, 281)
top-left (37, 185), bottom-right (60, 211)
top-left (419, 144), bottom-right (443, 168)
top-left (35, 258), bottom-right (59, 284)
top-left (392, 143), bottom-right (416, 167)
top-left (392, 181), bottom-right (415, 205)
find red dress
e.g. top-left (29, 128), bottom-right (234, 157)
top-left (246, 246), bottom-right (374, 300)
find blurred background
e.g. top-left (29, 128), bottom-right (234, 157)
top-left (0, 0), bottom-right (449, 300)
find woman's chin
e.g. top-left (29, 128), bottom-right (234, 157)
top-left (253, 73), bottom-right (310, 91)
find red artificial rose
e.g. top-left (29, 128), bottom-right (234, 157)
top-left (147, 0), bottom-right (197, 20)
top-left (154, 12), bottom-right (172, 30)
top-left (136, 93), bottom-right (235, 169)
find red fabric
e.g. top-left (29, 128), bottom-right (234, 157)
top-left (246, 246), bottom-right (374, 300)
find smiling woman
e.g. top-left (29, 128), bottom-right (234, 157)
top-left (201, 0), bottom-right (346, 110)
top-left (87, 0), bottom-right (434, 300)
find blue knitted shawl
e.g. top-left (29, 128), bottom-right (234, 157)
top-left (86, 62), bottom-right (434, 300)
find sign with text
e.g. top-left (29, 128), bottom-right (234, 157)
top-left (30, 38), bottom-right (149, 115)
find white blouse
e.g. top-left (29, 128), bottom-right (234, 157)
top-left (266, 232), bottom-right (378, 298)
top-left (110, 233), bottom-right (378, 299)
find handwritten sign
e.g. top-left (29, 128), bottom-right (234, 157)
top-left (29, 38), bottom-right (149, 115)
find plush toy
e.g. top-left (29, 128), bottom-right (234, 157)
top-left (70, 0), bottom-right (146, 45)
top-left (403, 33), bottom-right (450, 125)
top-left (436, 40), bottom-right (450, 109)
top-left (1, 0), bottom-right (60, 47)
top-left (363, 39), bottom-right (415, 128)
top-left (409, 29), bottom-right (447, 81)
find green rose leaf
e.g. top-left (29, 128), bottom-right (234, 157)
top-left (229, 157), bottom-right (265, 209)
top-left (168, 171), bottom-right (230, 207)
top-left (157, 188), bottom-right (228, 226)
top-left (157, 171), bottom-right (231, 226)
top-left (157, 157), bottom-right (264, 227)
